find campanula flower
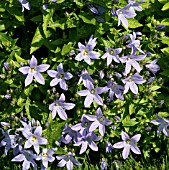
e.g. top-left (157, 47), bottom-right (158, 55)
top-left (12, 150), bottom-right (37, 170)
top-left (49, 93), bottom-right (75, 120)
top-left (36, 148), bottom-right (55, 169)
top-left (47, 63), bottom-right (73, 91)
top-left (85, 107), bottom-right (112, 136)
top-left (19, 55), bottom-right (50, 87)
top-left (56, 152), bottom-right (81, 170)
top-left (113, 131), bottom-right (141, 159)
top-left (19, 0), bottom-right (31, 12)
top-left (102, 48), bottom-right (122, 66)
top-left (75, 35), bottom-right (100, 65)
top-left (122, 73), bottom-right (146, 94)
top-left (151, 114), bottom-right (169, 136)
top-left (145, 59), bottom-right (160, 75)
top-left (23, 126), bottom-right (48, 154)
top-left (77, 83), bottom-right (107, 107)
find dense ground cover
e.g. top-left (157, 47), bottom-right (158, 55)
top-left (0, 0), bottom-right (169, 169)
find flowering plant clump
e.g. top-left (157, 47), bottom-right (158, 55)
top-left (0, 0), bottom-right (169, 169)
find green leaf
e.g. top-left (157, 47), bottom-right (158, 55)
top-left (160, 69), bottom-right (169, 77)
top-left (128, 18), bottom-right (143, 28)
top-left (25, 97), bottom-right (31, 120)
top-left (49, 18), bottom-right (66, 30)
top-left (79, 13), bottom-right (96, 25)
top-left (129, 104), bottom-right (135, 115)
top-left (161, 47), bottom-right (169, 54)
top-left (158, 112), bottom-right (169, 118)
top-left (61, 42), bottom-right (72, 56)
top-left (30, 15), bottom-right (43, 22)
top-left (160, 36), bottom-right (169, 45)
top-left (161, 2), bottom-right (169, 10)
top-left (151, 86), bottom-right (161, 91)
top-left (161, 18), bottom-right (169, 26)
top-left (122, 116), bottom-right (138, 126)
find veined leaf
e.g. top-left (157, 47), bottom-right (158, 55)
top-left (161, 2), bottom-right (169, 10)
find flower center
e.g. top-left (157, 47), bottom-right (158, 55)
top-left (82, 49), bottom-right (88, 56)
top-left (126, 139), bottom-right (131, 144)
top-left (99, 116), bottom-right (104, 122)
top-left (127, 57), bottom-right (131, 61)
top-left (42, 152), bottom-right (48, 157)
top-left (30, 136), bottom-right (37, 143)
top-left (90, 89), bottom-right (95, 94)
top-left (30, 67), bottom-right (36, 73)
top-left (109, 50), bottom-right (114, 55)
top-left (58, 72), bottom-right (64, 79)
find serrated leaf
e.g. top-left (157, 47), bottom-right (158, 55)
top-left (122, 116), bottom-right (138, 126)
top-left (49, 19), bottom-right (66, 30)
top-left (161, 2), bottom-right (169, 10)
top-left (128, 18), bottom-right (143, 28)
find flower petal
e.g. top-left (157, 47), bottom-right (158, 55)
top-left (25, 74), bottom-right (33, 87)
top-left (37, 64), bottom-right (50, 72)
top-left (47, 70), bottom-right (57, 77)
top-left (113, 141), bottom-right (125, 149)
top-left (34, 72), bottom-right (45, 85)
top-left (19, 66), bottom-right (30, 74)
top-left (84, 94), bottom-right (93, 107)
top-left (122, 144), bottom-right (130, 159)
top-left (30, 55), bottom-right (37, 67)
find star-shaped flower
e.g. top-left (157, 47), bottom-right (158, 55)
top-left (19, 55), bottom-right (50, 87)
top-left (113, 131), bottom-right (141, 159)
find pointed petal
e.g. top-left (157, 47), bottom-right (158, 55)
top-left (84, 94), bottom-right (93, 107)
top-left (47, 70), bottom-right (57, 78)
top-left (130, 144), bottom-right (141, 154)
top-left (130, 81), bottom-right (138, 94)
top-left (66, 160), bottom-right (73, 170)
top-left (25, 74), bottom-right (33, 87)
top-left (80, 142), bottom-right (88, 154)
top-left (131, 134), bottom-right (141, 143)
top-left (11, 154), bottom-right (24, 162)
top-left (23, 160), bottom-right (31, 170)
top-left (99, 124), bottom-right (105, 136)
top-left (37, 64), bottom-right (50, 72)
top-left (50, 78), bottom-right (60, 86)
top-left (89, 141), bottom-right (98, 151)
top-left (61, 103), bottom-right (75, 110)
top-left (64, 72), bottom-right (73, 80)
top-left (60, 79), bottom-right (68, 90)
top-left (113, 141), bottom-right (125, 149)
top-left (57, 63), bottom-right (64, 72)
top-left (34, 72), bottom-right (45, 85)
top-left (122, 131), bottom-right (130, 141)
top-left (89, 121), bottom-right (99, 132)
top-left (122, 144), bottom-right (130, 159)
top-left (30, 55), bottom-right (37, 67)
top-left (56, 106), bottom-right (68, 120)
top-left (57, 159), bottom-right (67, 167)
top-left (34, 126), bottom-right (42, 136)
top-left (19, 66), bottom-right (30, 74)
top-left (93, 94), bottom-right (103, 105)
top-left (77, 90), bottom-right (89, 96)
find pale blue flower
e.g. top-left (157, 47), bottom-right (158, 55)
top-left (102, 48), bottom-right (122, 66)
top-left (19, 55), bottom-right (50, 87)
top-left (113, 131), bottom-right (141, 159)
top-left (12, 150), bottom-right (37, 170)
top-left (19, 0), bottom-right (31, 12)
top-left (77, 83), bottom-right (107, 107)
top-left (85, 107), bottom-right (112, 136)
top-left (47, 63), bottom-right (73, 90)
top-left (49, 93), bottom-right (75, 120)
top-left (75, 35), bottom-right (100, 65)
top-left (145, 59), bottom-right (160, 75)
top-left (36, 148), bottom-right (55, 170)
top-left (74, 132), bottom-right (101, 154)
top-left (151, 114), bottom-right (169, 136)
top-left (122, 73), bottom-right (146, 94)
top-left (23, 126), bottom-right (48, 154)
top-left (56, 152), bottom-right (81, 170)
